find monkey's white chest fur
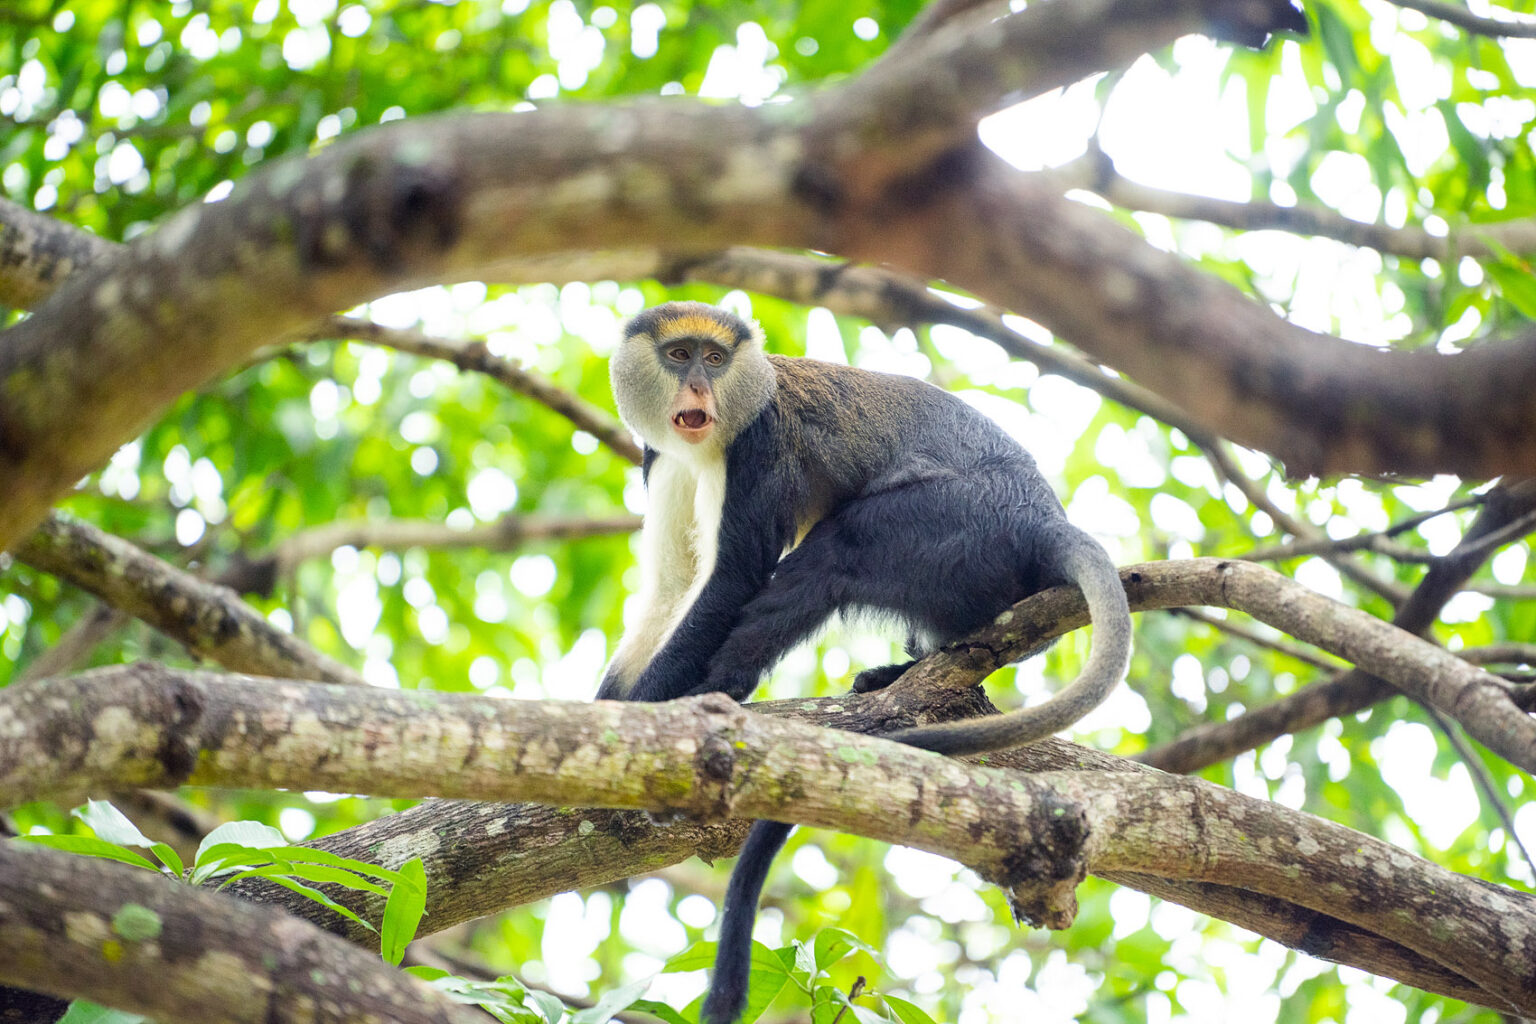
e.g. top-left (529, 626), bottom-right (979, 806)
top-left (606, 450), bottom-right (727, 688)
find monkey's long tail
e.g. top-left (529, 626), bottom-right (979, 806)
top-left (882, 525), bottom-right (1132, 757)
top-left (702, 820), bottom-right (793, 1024)
top-left (702, 530), bottom-right (1129, 1023)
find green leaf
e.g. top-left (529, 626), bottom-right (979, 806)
top-left (1486, 262), bottom-right (1536, 320)
top-left (527, 989), bottom-right (568, 1023)
top-left (56, 1001), bottom-right (149, 1024)
top-left (380, 857), bottom-right (427, 965)
top-left (568, 975), bottom-right (652, 1024)
top-left (189, 844), bottom-right (267, 886)
top-left (810, 984), bottom-right (841, 1024)
top-left (738, 943), bottom-right (793, 1024)
top-left (216, 861), bottom-right (383, 896)
top-left (258, 845), bottom-right (421, 887)
top-left (626, 999), bottom-right (693, 1024)
top-left (662, 940), bottom-right (719, 973)
top-left (791, 938), bottom-right (817, 977)
top-left (17, 835), bottom-right (162, 873)
top-left (883, 995), bottom-right (939, 1024)
top-left (149, 842), bottom-right (185, 878)
top-left (73, 801), bottom-right (153, 848)
top-left (812, 927), bottom-right (876, 972)
top-left (257, 874), bottom-right (376, 933)
top-left (194, 821), bottom-right (286, 866)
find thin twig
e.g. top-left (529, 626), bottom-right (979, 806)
top-left (311, 316), bottom-right (642, 465)
top-left (1206, 443), bottom-right (1410, 605)
top-left (1386, 0), bottom-right (1536, 39)
top-left (1170, 607), bottom-right (1345, 672)
top-left (1243, 496), bottom-right (1484, 564)
top-left (1415, 700), bottom-right (1536, 881)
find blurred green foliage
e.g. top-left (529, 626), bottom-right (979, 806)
top-left (3, 0), bottom-right (1534, 1021)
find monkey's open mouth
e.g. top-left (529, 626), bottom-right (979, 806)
top-left (674, 409), bottom-right (711, 430)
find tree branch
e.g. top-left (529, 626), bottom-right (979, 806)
top-left (0, 198), bottom-right (115, 309)
top-left (0, 0), bottom-right (1528, 552)
top-left (13, 512), bottom-right (365, 686)
top-left (896, 156), bottom-right (1536, 479)
top-left (1050, 145), bottom-right (1536, 259)
top-left (218, 705), bottom-right (1511, 1011)
top-left (1143, 480), bottom-right (1536, 772)
top-left (310, 316), bottom-right (643, 465)
top-left (6, 660), bottom-right (1534, 1012)
top-left (221, 511), bottom-right (641, 597)
top-left (1385, 0), bottom-right (1536, 39)
top-left (0, 842), bottom-right (487, 1024)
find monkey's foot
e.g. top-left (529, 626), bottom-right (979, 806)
top-left (850, 660), bottom-right (916, 693)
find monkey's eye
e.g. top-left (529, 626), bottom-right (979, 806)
top-left (666, 347), bottom-right (690, 362)
top-left (703, 351), bottom-right (725, 366)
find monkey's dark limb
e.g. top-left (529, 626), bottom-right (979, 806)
top-left (702, 820), bottom-right (794, 1024)
top-left (851, 660), bottom-right (916, 693)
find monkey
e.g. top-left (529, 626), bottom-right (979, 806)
top-left (595, 301), bottom-right (1132, 1024)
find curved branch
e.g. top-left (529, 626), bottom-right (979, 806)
top-left (14, 513), bottom-right (365, 686)
top-left (869, 153), bottom-right (1536, 479)
top-left (0, 0), bottom-right (1515, 552)
top-left (224, 703), bottom-right (1510, 1010)
top-left (0, 198), bottom-right (114, 308)
top-left (0, 842), bottom-right (487, 1024)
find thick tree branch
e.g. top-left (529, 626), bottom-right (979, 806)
top-left (0, 842), bottom-right (487, 1024)
top-left (6, 661), bottom-right (1533, 1012)
top-left (885, 155), bottom-right (1536, 479)
top-left (14, 513), bottom-right (365, 686)
top-left (10, 560), bottom-right (1529, 798)
top-left (0, 198), bottom-right (115, 309)
top-left (0, 0), bottom-right (1521, 552)
top-left (215, 707), bottom-right (1508, 1011)
top-left (0, 196), bottom-right (1206, 461)
top-left (1, 664), bottom-right (1096, 928)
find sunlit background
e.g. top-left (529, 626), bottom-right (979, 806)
top-left (3, 0), bottom-right (1535, 1021)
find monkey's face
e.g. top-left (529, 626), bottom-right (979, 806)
top-left (662, 339), bottom-right (724, 445)
top-left (612, 302), bottom-right (774, 456)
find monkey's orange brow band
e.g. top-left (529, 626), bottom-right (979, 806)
top-left (659, 314), bottom-right (743, 344)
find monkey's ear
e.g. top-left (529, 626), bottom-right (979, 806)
top-left (1206, 0), bottom-right (1308, 49)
